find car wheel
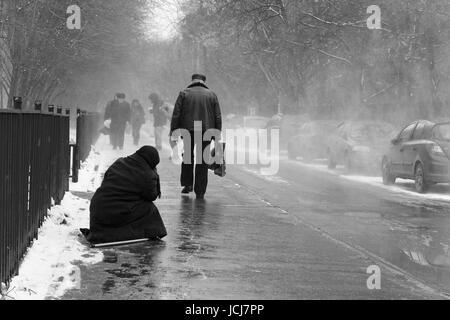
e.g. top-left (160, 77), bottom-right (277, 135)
top-left (414, 163), bottom-right (429, 193)
top-left (302, 154), bottom-right (313, 163)
top-left (382, 158), bottom-right (396, 185)
top-left (287, 144), bottom-right (296, 160)
top-left (345, 152), bottom-right (353, 173)
top-left (288, 150), bottom-right (296, 160)
top-left (327, 150), bottom-right (336, 169)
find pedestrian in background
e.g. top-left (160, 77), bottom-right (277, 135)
top-left (104, 94), bottom-right (118, 147)
top-left (149, 93), bottom-right (171, 151)
top-left (104, 93), bottom-right (131, 150)
top-left (131, 99), bottom-right (146, 146)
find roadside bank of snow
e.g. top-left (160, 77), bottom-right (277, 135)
top-left (287, 159), bottom-right (450, 202)
top-left (342, 175), bottom-right (450, 201)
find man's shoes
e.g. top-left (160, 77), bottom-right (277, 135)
top-left (196, 194), bottom-right (205, 200)
top-left (181, 186), bottom-right (193, 194)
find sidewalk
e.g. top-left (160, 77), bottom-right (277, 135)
top-left (6, 132), bottom-right (441, 300)
top-left (59, 135), bottom-right (438, 300)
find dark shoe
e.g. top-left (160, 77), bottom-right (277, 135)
top-left (182, 186), bottom-right (193, 194)
top-left (196, 194), bottom-right (205, 200)
top-left (103, 250), bottom-right (118, 263)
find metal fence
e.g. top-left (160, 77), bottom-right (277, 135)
top-left (71, 110), bottom-right (101, 183)
top-left (0, 108), bottom-right (70, 286)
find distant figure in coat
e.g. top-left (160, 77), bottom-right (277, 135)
top-left (170, 74), bottom-right (222, 199)
top-left (87, 146), bottom-right (167, 244)
top-left (104, 93), bottom-right (131, 150)
top-left (130, 99), bottom-right (146, 146)
top-left (149, 93), bottom-right (171, 151)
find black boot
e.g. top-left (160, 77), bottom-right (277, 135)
top-left (182, 186), bottom-right (193, 194)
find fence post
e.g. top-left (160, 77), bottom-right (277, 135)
top-left (13, 97), bottom-right (22, 110)
top-left (34, 101), bottom-right (42, 111)
top-left (72, 109), bottom-right (82, 183)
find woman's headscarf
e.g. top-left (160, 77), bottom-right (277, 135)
top-left (136, 146), bottom-right (161, 198)
top-left (136, 146), bottom-right (160, 169)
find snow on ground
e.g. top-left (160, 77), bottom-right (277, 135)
top-left (5, 135), bottom-right (122, 300)
top-left (342, 175), bottom-right (450, 201)
top-left (4, 132), bottom-right (161, 300)
top-left (287, 159), bottom-right (450, 202)
top-left (6, 192), bottom-right (103, 300)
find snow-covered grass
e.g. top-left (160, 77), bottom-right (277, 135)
top-left (6, 193), bottom-right (103, 300)
top-left (3, 131), bottom-right (164, 300)
top-left (4, 136), bottom-right (122, 300)
top-left (0, 129), bottom-right (172, 300)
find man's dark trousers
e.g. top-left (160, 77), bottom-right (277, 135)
top-left (181, 132), bottom-right (211, 195)
top-left (111, 125), bottom-right (126, 149)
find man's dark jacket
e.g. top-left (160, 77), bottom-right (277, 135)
top-left (88, 148), bottom-right (167, 244)
top-left (105, 100), bottom-right (131, 130)
top-left (170, 82), bottom-right (222, 133)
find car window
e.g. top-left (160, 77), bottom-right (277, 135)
top-left (398, 123), bottom-right (417, 141)
top-left (412, 123), bottom-right (425, 140)
top-left (433, 124), bottom-right (450, 141)
top-left (300, 124), bottom-right (311, 134)
top-left (349, 125), bottom-right (368, 140)
top-left (337, 124), bottom-right (349, 138)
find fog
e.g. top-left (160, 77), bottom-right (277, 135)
top-left (3, 0), bottom-right (450, 301)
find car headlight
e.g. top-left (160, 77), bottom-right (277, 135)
top-left (428, 144), bottom-right (447, 158)
top-left (353, 146), bottom-right (371, 153)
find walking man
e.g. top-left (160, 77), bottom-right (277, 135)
top-left (104, 94), bottom-right (118, 147)
top-left (105, 93), bottom-right (130, 150)
top-left (149, 93), bottom-right (171, 150)
top-left (170, 74), bottom-right (222, 199)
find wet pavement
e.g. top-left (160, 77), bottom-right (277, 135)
top-left (61, 145), bottom-right (449, 300)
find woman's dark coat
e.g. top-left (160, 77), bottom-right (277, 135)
top-left (131, 102), bottom-right (145, 127)
top-left (87, 147), bottom-right (167, 244)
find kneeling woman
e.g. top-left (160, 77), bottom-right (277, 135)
top-left (86, 146), bottom-right (167, 244)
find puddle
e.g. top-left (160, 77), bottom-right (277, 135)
top-left (344, 212), bottom-right (381, 218)
top-left (102, 278), bottom-right (116, 294)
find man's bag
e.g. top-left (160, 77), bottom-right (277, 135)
top-left (208, 142), bottom-right (226, 177)
top-left (100, 127), bottom-right (111, 135)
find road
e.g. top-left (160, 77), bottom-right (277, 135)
top-left (61, 143), bottom-right (450, 300)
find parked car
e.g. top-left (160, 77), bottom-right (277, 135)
top-left (327, 121), bottom-right (397, 172)
top-left (243, 116), bottom-right (270, 129)
top-left (287, 120), bottom-right (339, 161)
top-left (382, 120), bottom-right (450, 193)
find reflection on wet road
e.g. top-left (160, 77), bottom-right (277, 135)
top-left (62, 155), bottom-right (450, 300)
top-left (232, 158), bottom-right (450, 296)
